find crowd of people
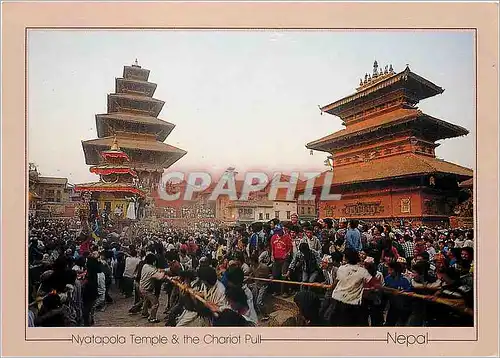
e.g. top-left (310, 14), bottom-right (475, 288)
top-left (27, 214), bottom-right (474, 328)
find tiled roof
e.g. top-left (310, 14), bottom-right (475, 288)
top-left (109, 93), bottom-right (164, 104)
top-left (74, 182), bottom-right (146, 196)
top-left (37, 177), bottom-right (68, 185)
top-left (307, 109), bottom-right (468, 150)
top-left (297, 153), bottom-right (472, 189)
top-left (75, 182), bottom-right (134, 188)
top-left (90, 165), bottom-right (137, 176)
top-left (117, 77), bottom-right (153, 85)
top-left (459, 178), bottom-right (473, 188)
top-left (96, 112), bottom-right (175, 141)
top-left (127, 163), bottom-right (167, 172)
top-left (123, 65), bottom-right (150, 81)
top-left (320, 68), bottom-right (444, 115)
top-left (96, 113), bottom-right (174, 128)
top-left (309, 108), bottom-right (419, 145)
top-left (83, 136), bottom-right (187, 154)
top-left (90, 164), bottom-right (132, 169)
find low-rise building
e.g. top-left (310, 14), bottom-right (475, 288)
top-left (29, 164), bottom-right (75, 217)
top-left (297, 198), bottom-right (317, 221)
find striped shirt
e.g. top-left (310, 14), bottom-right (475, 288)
top-left (402, 241), bottom-right (415, 258)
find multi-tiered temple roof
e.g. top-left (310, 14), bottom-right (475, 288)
top-left (82, 61), bottom-right (187, 177)
top-left (306, 61), bottom-right (472, 185)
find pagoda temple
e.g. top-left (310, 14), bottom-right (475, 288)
top-left (82, 60), bottom-right (187, 195)
top-left (305, 61), bottom-right (473, 226)
top-left (75, 137), bottom-right (146, 223)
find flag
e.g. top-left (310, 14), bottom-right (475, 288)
top-left (91, 231), bottom-right (100, 242)
top-left (91, 220), bottom-right (101, 242)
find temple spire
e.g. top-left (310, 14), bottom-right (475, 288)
top-left (111, 135), bottom-right (120, 151)
top-left (132, 58), bottom-right (140, 68)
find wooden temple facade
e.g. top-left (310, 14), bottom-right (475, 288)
top-left (305, 61), bottom-right (473, 227)
top-left (82, 60), bottom-right (187, 196)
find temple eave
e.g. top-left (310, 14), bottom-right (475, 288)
top-left (95, 114), bottom-right (175, 142)
top-left (320, 70), bottom-right (444, 116)
top-left (82, 138), bottom-right (186, 154)
top-left (90, 167), bottom-right (138, 177)
top-left (95, 113), bottom-right (175, 128)
top-left (74, 184), bottom-right (146, 197)
top-left (82, 142), bottom-right (186, 168)
top-left (307, 116), bottom-right (468, 152)
top-left (299, 154), bottom-right (472, 190)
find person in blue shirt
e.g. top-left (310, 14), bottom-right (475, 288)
top-left (345, 220), bottom-right (363, 252)
top-left (384, 261), bottom-right (412, 326)
top-left (249, 222), bottom-right (263, 255)
top-left (384, 263), bottom-right (412, 292)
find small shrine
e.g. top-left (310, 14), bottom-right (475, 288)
top-left (75, 137), bottom-right (147, 228)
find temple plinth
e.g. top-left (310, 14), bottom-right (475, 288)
top-left (82, 61), bottom-right (187, 194)
top-left (305, 61), bottom-right (473, 227)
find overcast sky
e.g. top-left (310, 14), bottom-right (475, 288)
top-left (28, 30), bottom-right (475, 184)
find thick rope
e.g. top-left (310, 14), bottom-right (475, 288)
top-left (164, 276), bottom-right (220, 317)
top-left (245, 276), bottom-right (472, 316)
top-left (245, 276), bottom-right (332, 289)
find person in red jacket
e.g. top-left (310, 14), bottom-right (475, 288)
top-left (78, 233), bottom-right (92, 256)
top-left (270, 227), bottom-right (293, 297)
top-left (187, 237), bottom-right (198, 257)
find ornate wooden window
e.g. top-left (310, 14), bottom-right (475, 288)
top-left (400, 198), bottom-right (411, 213)
top-left (341, 202), bottom-right (384, 216)
top-left (45, 189), bottom-right (55, 202)
top-left (324, 205), bottom-right (334, 217)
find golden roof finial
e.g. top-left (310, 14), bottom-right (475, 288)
top-left (111, 135), bottom-right (120, 151)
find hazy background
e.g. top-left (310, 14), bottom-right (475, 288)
top-left (28, 30), bottom-right (475, 183)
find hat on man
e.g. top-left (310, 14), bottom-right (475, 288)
top-left (397, 257), bottom-right (407, 264)
top-left (321, 255), bottom-right (333, 264)
top-left (364, 257), bottom-right (375, 264)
